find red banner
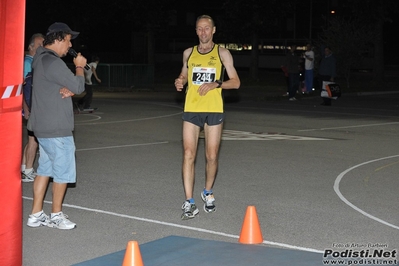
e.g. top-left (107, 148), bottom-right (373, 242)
top-left (0, 0), bottom-right (25, 265)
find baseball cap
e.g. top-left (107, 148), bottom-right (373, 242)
top-left (46, 22), bottom-right (80, 39)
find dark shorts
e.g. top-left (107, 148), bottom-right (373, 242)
top-left (27, 129), bottom-right (35, 137)
top-left (182, 112), bottom-right (225, 127)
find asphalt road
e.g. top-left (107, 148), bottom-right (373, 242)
top-left (22, 88), bottom-right (399, 265)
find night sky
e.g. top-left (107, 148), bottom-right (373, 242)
top-left (24, 0), bottom-right (398, 65)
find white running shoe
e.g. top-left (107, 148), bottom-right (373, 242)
top-left (27, 211), bottom-right (49, 227)
top-left (22, 169), bottom-right (36, 182)
top-left (47, 212), bottom-right (76, 230)
top-left (200, 191), bottom-right (216, 213)
top-left (181, 201), bottom-right (199, 220)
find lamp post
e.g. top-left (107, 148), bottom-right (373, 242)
top-left (309, 0), bottom-right (313, 41)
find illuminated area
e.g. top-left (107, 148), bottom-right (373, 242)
top-left (219, 43), bottom-right (307, 53)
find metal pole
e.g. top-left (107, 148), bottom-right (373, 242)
top-left (293, 1), bottom-right (296, 40)
top-left (309, 0), bottom-right (313, 41)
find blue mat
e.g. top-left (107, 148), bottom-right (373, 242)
top-left (73, 235), bottom-right (325, 266)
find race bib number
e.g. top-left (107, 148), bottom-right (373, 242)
top-left (191, 67), bottom-right (216, 85)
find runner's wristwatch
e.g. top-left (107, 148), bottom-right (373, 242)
top-left (215, 80), bottom-right (222, 88)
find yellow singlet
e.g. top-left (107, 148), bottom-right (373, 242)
top-left (184, 44), bottom-right (224, 113)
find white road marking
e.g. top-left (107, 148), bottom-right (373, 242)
top-left (74, 114), bottom-right (102, 123)
top-left (222, 130), bottom-right (330, 141)
top-left (75, 111), bottom-right (183, 125)
top-left (299, 122), bottom-right (399, 132)
top-left (22, 196), bottom-right (323, 253)
top-left (334, 154), bottom-right (399, 230)
top-left (75, 141), bottom-right (169, 152)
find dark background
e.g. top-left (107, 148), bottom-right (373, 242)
top-left (25, 0), bottom-right (398, 66)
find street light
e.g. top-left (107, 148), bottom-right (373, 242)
top-left (309, 0), bottom-right (313, 41)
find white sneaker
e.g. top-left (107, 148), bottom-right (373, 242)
top-left (289, 97), bottom-right (297, 101)
top-left (47, 212), bottom-right (76, 230)
top-left (27, 211), bottom-right (49, 227)
top-left (22, 169), bottom-right (36, 182)
top-left (181, 201), bottom-right (199, 220)
top-left (200, 191), bottom-right (216, 213)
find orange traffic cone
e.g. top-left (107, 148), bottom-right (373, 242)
top-left (238, 206), bottom-right (263, 244)
top-left (122, 241), bottom-right (144, 266)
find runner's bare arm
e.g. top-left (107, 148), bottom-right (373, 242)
top-left (175, 48), bottom-right (192, 91)
top-left (219, 47), bottom-right (240, 90)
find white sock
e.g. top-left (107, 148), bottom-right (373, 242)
top-left (51, 212), bottom-right (62, 218)
top-left (21, 165), bottom-right (26, 172)
top-left (24, 168), bottom-right (33, 174)
top-left (32, 210), bottom-right (43, 217)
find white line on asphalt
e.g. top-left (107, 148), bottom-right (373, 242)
top-left (22, 197), bottom-right (323, 254)
top-left (299, 122), bottom-right (399, 132)
top-left (74, 114), bottom-right (102, 122)
top-left (75, 111), bottom-right (183, 125)
top-left (334, 154), bottom-right (399, 230)
top-left (222, 130), bottom-right (330, 141)
top-left (75, 141), bottom-right (169, 152)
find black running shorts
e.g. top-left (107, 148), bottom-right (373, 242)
top-left (182, 112), bottom-right (224, 127)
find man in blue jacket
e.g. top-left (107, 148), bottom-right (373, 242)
top-left (318, 47), bottom-right (337, 106)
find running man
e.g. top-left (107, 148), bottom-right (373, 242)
top-left (174, 15), bottom-right (240, 220)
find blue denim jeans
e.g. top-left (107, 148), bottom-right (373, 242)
top-left (37, 136), bottom-right (76, 183)
top-left (305, 69), bottom-right (313, 92)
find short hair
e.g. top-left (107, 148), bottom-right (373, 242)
top-left (43, 32), bottom-right (70, 46)
top-left (196, 15), bottom-right (215, 27)
top-left (324, 47), bottom-right (332, 53)
top-left (28, 33), bottom-right (44, 49)
top-left (92, 55), bottom-right (100, 62)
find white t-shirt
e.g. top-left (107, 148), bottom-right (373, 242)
top-left (84, 62), bottom-right (98, 85)
top-left (304, 50), bottom-right (314, 70)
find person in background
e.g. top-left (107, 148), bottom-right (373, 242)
top-left (27, 22), bottom-right (86, 230)
top-left (281, 65), bottom-right (289, 96)
top-left (318, 47), bottom-right (336, 106)
top-left (283, 45), bottom-right (300, 101)
top-left (303, 43), bottom-right (314, 94)
top-left (21, 33), bottom-right (44, 182)
top-left (77, 55), bottom-right (101, 111)
top-left (174, 15), bottom-right (240, 220)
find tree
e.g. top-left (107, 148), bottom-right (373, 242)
top-left (221, 0), bottom-right (293, 81)
top-left (340, 0), bottom-right (399, 81)
top-left (123, 0), bottom-right (172, 63)
top-left (27, 0), bottom-right (129, 57)
top-left (29, 0), bottom-right (171, 63)
top-left (315, 16), bottom-right (374, 88)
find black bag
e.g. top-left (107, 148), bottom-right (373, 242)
top-left (23, 71), bottom-right (33, 110)
top-left (321, 81), bottom-right (341, 98)
top-left (326, 83), bottom-right (341, 98)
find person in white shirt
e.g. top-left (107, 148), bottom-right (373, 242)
top-left (78, 55), bottom-right (101, 110)
top-left (303, 43), bottom-right (314, 94)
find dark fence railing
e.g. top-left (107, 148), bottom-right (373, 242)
top-left (68, 63), bottom-right (154, 89)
